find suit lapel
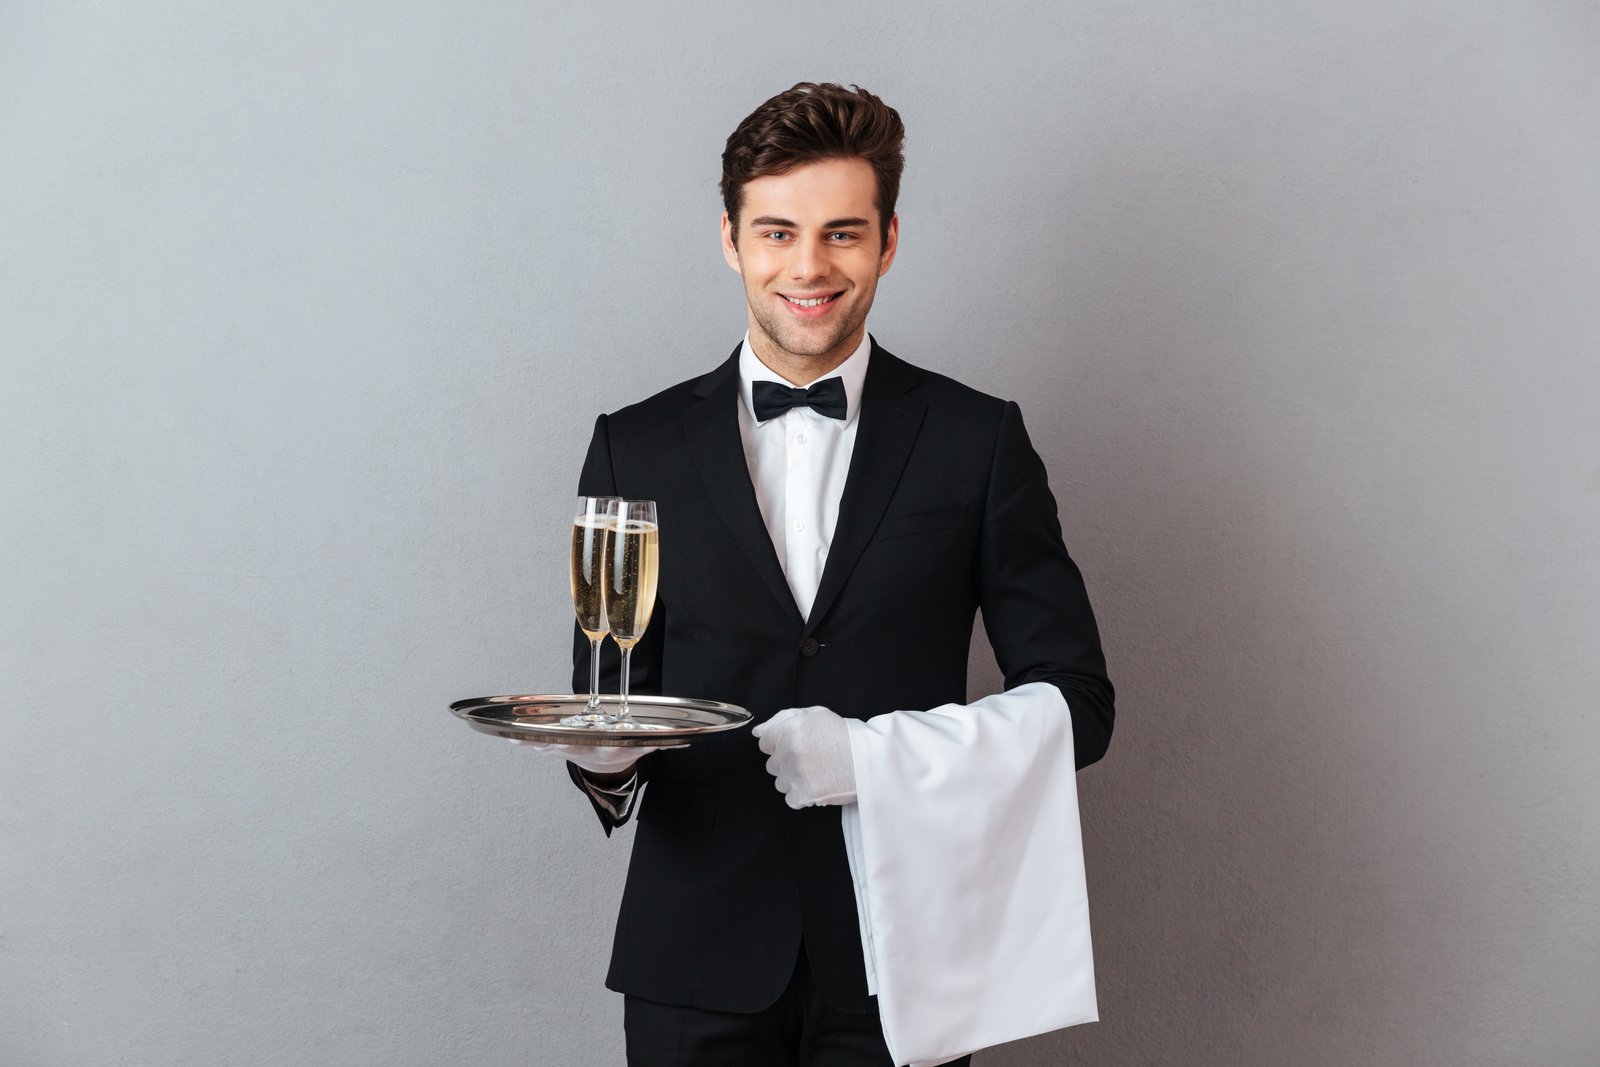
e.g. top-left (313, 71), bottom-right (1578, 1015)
top-left (805, 342), bottom-right (926, 634)
top-left (682, 348), bottom-right (805, 626)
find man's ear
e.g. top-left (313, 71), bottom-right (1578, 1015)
top-left (720, 212), bottom-right (742, 274)
top-left (878, 213), bottom-right (899, 277)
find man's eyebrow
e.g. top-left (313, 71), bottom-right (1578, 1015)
top-left (745, 215), bottom-right (872, 230)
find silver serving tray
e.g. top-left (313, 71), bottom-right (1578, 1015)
top-left (449, 693), bottom-right (750, 746)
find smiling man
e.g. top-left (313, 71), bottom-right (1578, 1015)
top-left (521, 83), bottom-right (1114, 1066)
top-left (720, 154), bottom-right (896, 381)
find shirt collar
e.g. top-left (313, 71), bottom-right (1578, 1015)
top-left (738, 330), bottom-right (872, 428)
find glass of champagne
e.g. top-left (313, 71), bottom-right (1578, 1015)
top-left (601, 499), bottom-right (659, 728)
top-left (563, 495), bottom-right (617, 726)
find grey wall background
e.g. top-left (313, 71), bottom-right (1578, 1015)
top-left (3, 2), bottom-right (1597, 1064)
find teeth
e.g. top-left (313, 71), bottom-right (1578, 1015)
top-left (785, 294), bottom-right (834, 308)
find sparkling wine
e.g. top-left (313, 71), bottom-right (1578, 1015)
top-left (569, 516), bottom-right (609, 641)
top-left (564, 495), bottom-right (619, 726)
top-left (603, 519), bottom-right (659, 648)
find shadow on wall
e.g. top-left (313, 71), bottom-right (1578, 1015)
top-left (965, 139), bottom-right (1465, 1067)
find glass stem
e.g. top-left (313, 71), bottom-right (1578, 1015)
top-left (618, 644), bottom-right (634, 725)
top-left (588, 637), bottom-right (604, 711)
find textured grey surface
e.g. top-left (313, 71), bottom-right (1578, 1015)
top-left (3, 2), bottom-right (1597, 1065)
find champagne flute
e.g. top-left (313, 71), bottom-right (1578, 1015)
top-left (563, 495), bottom-right (617, 726)
top-left (601, 499), bottom-right (659, 728)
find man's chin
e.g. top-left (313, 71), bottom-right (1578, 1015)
top-left (780, 339), bottom-right (843, 359)
top-left (757, 322), bottom-right (861, 363)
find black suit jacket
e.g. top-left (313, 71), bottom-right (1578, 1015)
top-left (571, 339), bottom-right (1113, 1014)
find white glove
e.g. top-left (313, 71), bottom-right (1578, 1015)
top-left (750, 705), bottom-right (857, 809)
top-left (508, 739), bottom-right (684, 776)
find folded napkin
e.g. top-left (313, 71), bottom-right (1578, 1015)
top-left (841, 681), bottom-right (1097, 1067)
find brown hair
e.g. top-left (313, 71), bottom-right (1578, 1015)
top-left (721, 82), bottom-right (905, 246)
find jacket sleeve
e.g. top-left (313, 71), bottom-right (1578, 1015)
top-left (566, 413), bottom-right (667, 833)
top-left (976, 401), bottom-right (1114, 769)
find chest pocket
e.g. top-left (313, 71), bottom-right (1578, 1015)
top-left (877, 504), bottom-right (968, 541)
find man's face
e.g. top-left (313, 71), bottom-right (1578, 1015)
top-left (721, 157), bottom-right (898, 381)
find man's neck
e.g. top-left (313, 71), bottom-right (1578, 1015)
top-left (746, 326), bottom-right (866, 386)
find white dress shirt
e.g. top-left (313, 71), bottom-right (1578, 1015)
top-left (735, 331), bottom-right (871, 620)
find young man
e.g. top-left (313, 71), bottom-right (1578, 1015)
top-left (526, 83), bottom-right (1113, 1067)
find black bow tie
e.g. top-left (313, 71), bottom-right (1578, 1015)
top-left (752, 377), bottom-right (848, 421)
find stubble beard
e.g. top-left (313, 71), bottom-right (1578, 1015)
top-left (746, 285), bottom-right (874, 380)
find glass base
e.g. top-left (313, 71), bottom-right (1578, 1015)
top-left (597, 718), bottom-right (675, 732)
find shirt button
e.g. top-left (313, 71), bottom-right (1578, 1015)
top-left (795, 433), bottom-right (808, 445)
top-left (792, 520), bottom-right (805, 532)
top-left (800, 637), bottom-right (820, 657)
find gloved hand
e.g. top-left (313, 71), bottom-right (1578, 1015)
top-left (507, 739), bottom-right (685, 777)
top-left (750, 705), bottom-right (857, 809)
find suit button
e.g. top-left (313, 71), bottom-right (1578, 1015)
top-left (800, 637), bottom-right (820, 657)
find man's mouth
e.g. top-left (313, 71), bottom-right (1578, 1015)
top-left (780, 292), bottom-right (842, 308)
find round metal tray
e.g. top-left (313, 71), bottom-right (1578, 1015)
top-left (449, 693), bottom-right (750, 746)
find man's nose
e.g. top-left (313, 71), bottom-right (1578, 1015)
top-left (788, 236), bottom-right (829, 280)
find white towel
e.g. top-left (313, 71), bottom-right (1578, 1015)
top-left (841, 681), bottom-right (1097, 1067)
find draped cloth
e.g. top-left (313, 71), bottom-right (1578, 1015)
top-left (841, 682), bottom-right (1098, 1067)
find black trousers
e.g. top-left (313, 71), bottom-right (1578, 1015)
top-left (623, 946), bottom-right (972, 1067)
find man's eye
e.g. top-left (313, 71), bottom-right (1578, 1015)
top-left (766, 231), bottom-right (791, 241)
top-left (828, 232), bottom-right (856, 242)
